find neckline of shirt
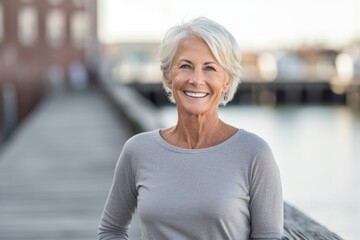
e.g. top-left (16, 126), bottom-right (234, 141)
top-left (153, 128), bottom-right (245, 154)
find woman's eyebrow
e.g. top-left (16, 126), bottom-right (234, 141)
top-left (178, 59), bottom-right (217, 65)
top-left (204, 61), bottom-right (216, 65)
top-left (178, 59), bottom-right (192, 64)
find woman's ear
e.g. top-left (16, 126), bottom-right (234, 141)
top-left (163, 72), bottom-right (172, 89)
top-left (224, 74), bottom-right (232, 92)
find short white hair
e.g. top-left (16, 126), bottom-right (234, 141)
top-left (160, 17), bottom-right (242, 105)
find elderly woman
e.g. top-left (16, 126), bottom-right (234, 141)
top-left (99, 17), bottom-right (283, 240)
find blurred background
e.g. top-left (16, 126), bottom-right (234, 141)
top-left (0, 0), bottom-right (359, 239)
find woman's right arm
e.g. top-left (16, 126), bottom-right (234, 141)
top-left (98, 146), bottom-right (138, 240)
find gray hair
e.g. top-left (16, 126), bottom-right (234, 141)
top-left (160, 17), bottom-right (242, 105)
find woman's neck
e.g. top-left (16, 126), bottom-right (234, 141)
top-left (161, 111), bottom-right (237, 149)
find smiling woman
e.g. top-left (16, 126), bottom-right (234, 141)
top-left (160, 18), bottom-right (242, 106)
top-left (165, 36), bottom-right (229, 116)
top-left (99, 17), bottom-right (284, 240)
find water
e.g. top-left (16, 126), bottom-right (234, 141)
top-left (159, 105), bottom-right (360, 240)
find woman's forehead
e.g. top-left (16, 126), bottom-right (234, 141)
top-left (174, 36), bottom-right (218, 63)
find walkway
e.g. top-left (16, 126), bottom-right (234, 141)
top-left (0, 89), bottom-right (140, 240)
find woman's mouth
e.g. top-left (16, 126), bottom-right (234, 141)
top-left (184, 91), bottom-right (209, 98)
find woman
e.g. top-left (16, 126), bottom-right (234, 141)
top-left (99, 17), bottom-right (283, 240)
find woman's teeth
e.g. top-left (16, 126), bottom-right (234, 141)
top-left (184, 91), bottom-right (208, 98)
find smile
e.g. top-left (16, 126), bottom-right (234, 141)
top-left (184, 91), bottom-right (209, 98)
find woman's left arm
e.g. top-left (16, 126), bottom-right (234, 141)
top-left (249, 142), bottom-right (284, 240)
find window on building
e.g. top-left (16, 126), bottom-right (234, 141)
top-left (0, 3), bottom-right (4, 42)
top-left (71, 11), bottom-right (88, 49)
top-left (46, 9), bottom-right (65, 48)
top-left (18, 6), bottom-right (38, 46)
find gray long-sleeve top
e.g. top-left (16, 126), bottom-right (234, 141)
top-left (98, 129), bottom-right (283, 240)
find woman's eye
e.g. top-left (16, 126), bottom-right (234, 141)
top-left (205, 66), bottom-right (216, 71)
top-left (179, 64), bottom-right (191, 69)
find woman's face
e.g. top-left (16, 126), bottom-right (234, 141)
top-left (166, 36), bottom-right (230, 116)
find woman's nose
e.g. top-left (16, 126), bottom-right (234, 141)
top-left (189, 69), bottom-right (205, 85)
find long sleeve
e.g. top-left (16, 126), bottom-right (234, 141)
top-left (249, 141), bottom-right (283, 240)
top-left (98, 146), bottom-right (138, 240)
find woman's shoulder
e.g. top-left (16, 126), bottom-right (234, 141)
top-left (118, 130), bottom-right (160, 161)
top-left (234, 129), bottom-right (271, 150)
top-left (227, 129), bottom-right (275, 164)
top-left (125, 129), bottom-right (158, 146)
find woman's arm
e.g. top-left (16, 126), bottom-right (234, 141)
top-left (98, 146), bottom-right (138, 240)
top-left (249, 142), bottom-right (283, 240)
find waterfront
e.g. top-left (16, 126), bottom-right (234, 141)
top-left (159, 105), bottom-right (360, 240)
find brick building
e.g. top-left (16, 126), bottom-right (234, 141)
top-left (0, 0), bottom-right (98, 141)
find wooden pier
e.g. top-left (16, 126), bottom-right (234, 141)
top-left (0, 89), bottom-right (140, 240)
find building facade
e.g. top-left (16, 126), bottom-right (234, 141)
top-left (0, 0), bottom-right (98, 141)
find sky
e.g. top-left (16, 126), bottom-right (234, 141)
top-left (98, 0), bottom-right (360, 50)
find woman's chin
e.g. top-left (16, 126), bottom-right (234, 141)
top-left (178, 103), bottom-right (215, 116)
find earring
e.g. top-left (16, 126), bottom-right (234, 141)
top-left (167, 91), bottom-right (172, 98)
top-left (224, 93), bottom-right (228, 101)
